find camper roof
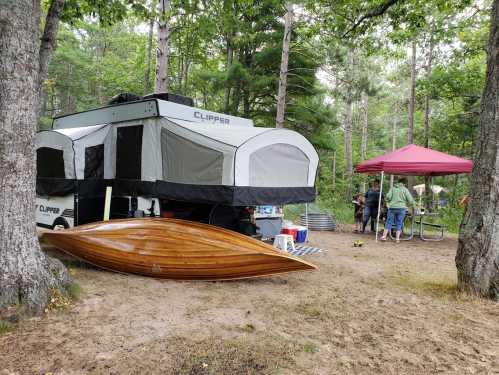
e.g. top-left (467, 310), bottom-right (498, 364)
top-left (52, 99), bottom-right (254, 129)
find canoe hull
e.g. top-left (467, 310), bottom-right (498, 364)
top-left (41, 218), bottom-right (317, 280)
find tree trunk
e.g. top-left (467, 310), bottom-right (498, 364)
top-left (275, 3), bottom-right (293, 128)
top-left (66, 64), bottom-right (77, 114)
top-left (155, 0), bottom-right (170, 93)
top-left (143, 17), bottom-right (154, 95)
top-left (182, 59), bottom-right (190, 94)
top-left (360, 92), bottom-right (368, 161)
top-left (0, 1), bottom-right (69, 315)
top-left (224, 41), bottom-right (233, 113)
top-left (39, 0), bottom-right (65, 88)
top-left (332, 151), bottom-right (337, 190)
top-left (38, 0), bottom-right (65, 118)
top-left (407, 40), bottom-right (417, 191)
top-left (232, 82), bottom-right (241, 115)
top-left (390, 107), bottom-right (398, 188)
top-left (423, 44), bottom-right (433, 148)
top-left (96, 35), bottom-right (107, 105)
top-left (423, 37), bottom-right (434, 208)
top-left (344, 98), bottom-right (354, 200)
top-left (456, 0), bottom-right (499, 300)
top-left (177, 53), bottom-right (183, 90)
top-left (243, 87), bottom-right (250, 118)
top-left (360, 92), bottom-right (369, 192)
top-left (408, 40), bottom-right (417, 145)
top-left (344, 50), bottom-right (354, 200)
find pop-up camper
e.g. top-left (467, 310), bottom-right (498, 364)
top-left (35, 95), bottom-right (319, 232)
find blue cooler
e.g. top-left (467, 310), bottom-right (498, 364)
top-left (295, 226), bottom-right (307, 243)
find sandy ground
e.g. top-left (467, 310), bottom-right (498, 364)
top-left (1, 228), bottom-right (498, 375)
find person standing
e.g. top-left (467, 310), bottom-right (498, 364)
top-left (380, 177), bottom-right (416, 243)
top-left (352, 192), bottom-right (365, 233)
top-left (362, 180), bottom-right (383, 233)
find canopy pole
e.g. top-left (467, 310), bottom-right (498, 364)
top-left (375, 171), bottom-right (384, 242)
top-left (305, 203), bottom-right (309, 242)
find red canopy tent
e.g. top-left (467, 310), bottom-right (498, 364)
top-left (355, 144), bottom-right (473, 241)
top-left (355, 144), bottom-right (473, 175)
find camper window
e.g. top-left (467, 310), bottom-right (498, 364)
top-left (116, 125), bottom-right (143, 180)
top-left (37, 147), bottom-right (65, 178)
top-left (161, 129), bottom-right (223, 185)
top-left (249, 144), bottom-right (309, 187)
top-left (84, 144), bottom-right (104, 179)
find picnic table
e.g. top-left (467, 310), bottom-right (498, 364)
top-left (388, 209), bottom-right (446, 241)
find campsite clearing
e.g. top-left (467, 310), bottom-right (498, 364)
top-left (1, 228), bottom-right (498, 374)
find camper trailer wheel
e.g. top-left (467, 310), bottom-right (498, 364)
top-left (52, 217), bottom-right (70, 230)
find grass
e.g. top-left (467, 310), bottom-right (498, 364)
top-left (303, 342), bottom-right (318, 354)
top-left (391, 272), bottom-right (458, 298)
top-left (239, 323), bottom-right (256, 333)
top-left (0, 319), bottom-right (12, 335)
top-left (167, 336), bottom-right (296, 375)
top-left (67, 282), bottom-right (82, 301)
top-left (295, 301), bottom-right (332, 321)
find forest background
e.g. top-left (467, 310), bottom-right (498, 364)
top-left (40, 0), bottom-right (491, 230)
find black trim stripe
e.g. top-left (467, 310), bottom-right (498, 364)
top-left (37, 178), bottom-right (316, 205)
top-left (37, 222), bottom-right (53, 229)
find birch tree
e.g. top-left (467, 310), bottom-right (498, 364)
top-left (423, 34), bottom-right (434, 207)
top-left (344, 49), bottom-right (355, 200)
top-left (276, 2), bottom-right (293, 128)
top-left (155, 0), bottom-right (170, 92)
top-left (144, 17), bottom-right (155, 94)
top-left (407, 40), bottom-right (417, 145)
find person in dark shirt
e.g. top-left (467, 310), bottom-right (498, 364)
top-left (352, 193), bottom-right (365, 233)
top-left (362, 180), bottom-right (383, 233)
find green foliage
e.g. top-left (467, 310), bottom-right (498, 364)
top-left (40, 0), bottom-right (490, 229)
top-left (60, 0), bottom-right (149, 25)
top-left (42, 20), bottom-right (151, 122)
top-left (439, 206), bottom-right (465, 233)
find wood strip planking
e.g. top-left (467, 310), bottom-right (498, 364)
top-left (42, 218), bottom-right (317, 280)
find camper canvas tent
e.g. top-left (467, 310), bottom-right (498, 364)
top-left (36, 99), bottom-right (319, 218)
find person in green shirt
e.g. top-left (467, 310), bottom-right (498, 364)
top-left (380, 176), bottom-right (416, 242)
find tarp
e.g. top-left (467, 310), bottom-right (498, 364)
top-left (355, 144), bottom-right (473, 176)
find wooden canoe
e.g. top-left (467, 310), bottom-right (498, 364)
top-left (41, 218), bottom-right (317, 280)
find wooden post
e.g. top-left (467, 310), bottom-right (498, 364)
top-left (103, 186), bottom-right (112, 221)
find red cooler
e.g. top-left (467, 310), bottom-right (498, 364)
top-left (281, 226), bottom-right (298, 240)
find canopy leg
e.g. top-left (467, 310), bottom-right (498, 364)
top-left (305, 203), bottom-right (309, 242)
top-left (376, 172), bottom-right (384, 242)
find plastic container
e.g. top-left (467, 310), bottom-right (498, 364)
top-left (295, 226), bottom-right (308, 243)
top-left (281, 227), bottom-right (298, 240)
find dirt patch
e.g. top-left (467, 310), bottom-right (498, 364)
top-left (2, 229), bottom-right (498, 374)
